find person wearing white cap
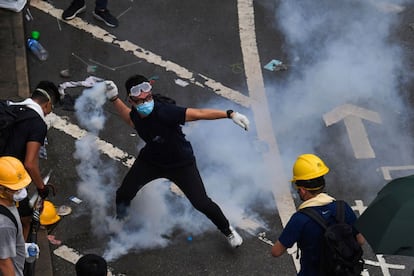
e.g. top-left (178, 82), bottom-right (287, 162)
top-left (0, 156), bottom-right (39, 276)
top-left (104, 75), bottom-right (250, 248)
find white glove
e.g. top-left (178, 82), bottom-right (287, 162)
top-left (25, 243), bottom-right (40, 259)
top-left (232, 112), bottom-right (250, 131)
top-left (104, 80), bottom-right (118, 101)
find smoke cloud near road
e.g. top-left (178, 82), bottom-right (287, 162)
top-left (73, 82), bottom-right (268, 261)
top-left (74, 82), bottom-right (117, 236)
top-left (71, 0), bottom-right (412, 261)
top-left (268, 0), bottom-right (413, 187)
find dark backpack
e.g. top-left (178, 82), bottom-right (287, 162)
top-left (300, 200), bottom-right (364, 276)
top-left (153, 93), bottom-right (176, 105)
top-left (0, 100), bottom-right (35, 154)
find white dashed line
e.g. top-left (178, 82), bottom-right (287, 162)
top-left (30, 0), bottom-right (251, 108)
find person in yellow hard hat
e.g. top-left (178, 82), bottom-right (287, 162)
top-left (39, 200), bottom-right (60, 226)
top-left (0, 156), bottom-right (39, 276)
top-left (271, 154), bottom-right (365, 275)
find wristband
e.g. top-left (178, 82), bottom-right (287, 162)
top-left (110, 96), bottom-right (119, 102)
top-left (226, 110), bottom-right (234, 119)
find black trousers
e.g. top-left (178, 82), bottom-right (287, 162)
top-left (116, 158), bottom-right (231, 235)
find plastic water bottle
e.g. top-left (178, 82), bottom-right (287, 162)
top-left (26, 243), bottom-right (38, 263)
top-left (27, 38), bottom-right (48, 61)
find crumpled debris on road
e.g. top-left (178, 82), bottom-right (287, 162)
top-left (264, 59), bottom-right (288, 72)
top-left (60, 69), bottom-right (71, 78)
top-left (58, 76), bottom-right (104, 98)
top-left (57, 205), bottom-right (72, 216)
top-left (174, 78), bottom-right (189, 87)
top-left (258, 232), bottom-right (274, 246)
top-left (68, 196), bottom-right (82, 204)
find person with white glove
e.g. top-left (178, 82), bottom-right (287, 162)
top-left (185, 108), bottom-right (250, 130)
top-left (105, 74), bottom-right (249, 249)
top-left (228, 110), bottom-right (250, 131)
top-left (104, 80), bottom-right (119, 102)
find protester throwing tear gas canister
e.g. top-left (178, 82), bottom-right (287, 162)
top-left (104, 75), bottom-right (249, 248)
top-left (0, 156), bottom-right (40, 276)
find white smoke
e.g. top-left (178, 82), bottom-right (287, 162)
top-left (102, 118), bottom-right (268, 261)
top-left (72, 82), bottom-right (268, 261)
top-left (266, 0), bottom-right (414, 181)
top-left (71, 0), bottom-right (412, 262)
top-left (74, 82), bottom-right (117, 236)
top-left (74, 82), bottom-right (107, 134)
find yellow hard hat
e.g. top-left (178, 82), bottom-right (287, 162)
top-left (40, 200), bottom-right (61, 225)
top-left (291, 154), bottom-right (329, 182)
top-left (0, 156), bottom-right (31, 190)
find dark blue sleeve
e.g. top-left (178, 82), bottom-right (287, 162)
top-left (278, 212), bottom-right (305, 248)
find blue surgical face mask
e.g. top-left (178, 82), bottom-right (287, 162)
top-left (136, 100), bottom-right (154, 116)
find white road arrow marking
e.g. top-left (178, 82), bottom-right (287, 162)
top-left (351, 200), bottom-right (367, 215)
top-left (323, 104), bottom-right (382, 159)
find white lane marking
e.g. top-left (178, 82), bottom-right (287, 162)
top-left (380, 165), bottom-right (414, 180)
top-left (238, 0), bottom-right (294, 231)
top-left (365, 255), bottom-right (405, 275)
top-left (239, 217), bottom-right (264, 235)
top-left (352, 201), bottom-right (407, 275)
top-left (30, 0), bottom-right (250, 108)
top-left (323, 104), bottom-right (382, 159)
top-left (30, 1), bottom-right (410, 275)
top-left (32, 0), bottom-right (281, 231)
top-left (238, 0), bottom-right (298, 270)
top-left (258, 232), bottom-right (274, 246)
top-left (47, 113), bottom-right (261, 231)
top-left (351, 200), bottom-right (367, 215)
top-left (361, 269), bottom-right (369, 276)
top-left (46, 113), bottom-right (136, 168)
top-left (34, 0), bottom-right (296, 270)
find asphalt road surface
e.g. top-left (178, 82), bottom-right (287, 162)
top-left (23, 0), bottom-right (414, 275)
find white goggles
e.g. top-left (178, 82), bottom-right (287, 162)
top-left (130, 82), bottom-right (152, 97)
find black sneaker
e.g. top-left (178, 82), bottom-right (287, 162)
top-left (62, 0), bottom-right (86, 20)
top-left (93, 9), bottom-right (119, 28)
